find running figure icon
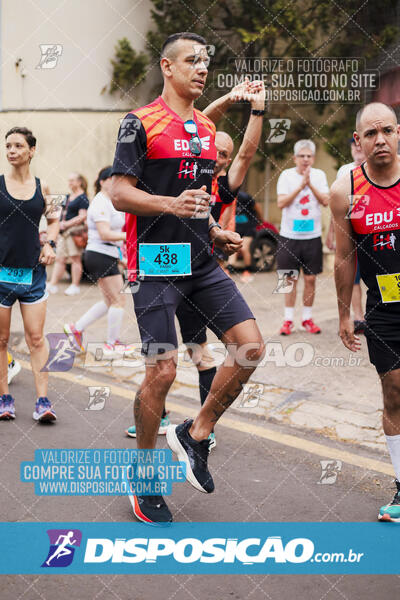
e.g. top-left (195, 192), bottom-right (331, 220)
top-left (45, 531), bottom-right (77, 566)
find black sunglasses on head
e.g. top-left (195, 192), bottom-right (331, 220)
top-left (184, 119), bottom-right (202, 156)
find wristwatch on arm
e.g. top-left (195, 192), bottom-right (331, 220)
top-left (208, 221), bottom-right (222, 234)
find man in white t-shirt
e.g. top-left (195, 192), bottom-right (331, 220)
top-left (276, 139), bottom-right (329, 335)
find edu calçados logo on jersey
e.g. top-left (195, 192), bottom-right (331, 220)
top-left (41, 529), bottom-right (82, 568)
top-left (174, 135), bottom-right (210, 152)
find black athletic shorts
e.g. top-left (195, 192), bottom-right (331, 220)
top-left (176, 300), bottom-right (207, 345)
top-left (133, 266), bottom-right (254, 355)
top-left (365, 322), bottom-right (400, 374)
top-left (83, 250), bottom-right (120, 283)
top-left (276, 236), bottom-right (323, 275)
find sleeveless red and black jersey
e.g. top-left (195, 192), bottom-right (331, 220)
top-left (210, 173), bottom-right (237, 222)
top-left (350, 163), bottom-right (400, 323)
top-left (112, 96), bottom-right (217, 280)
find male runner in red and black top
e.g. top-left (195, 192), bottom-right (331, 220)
top-left (331, 102), bottom-right (400, 522)
top-left (175, 81), bottom-right (266, 449)
top-left (111, 32), bottom-right (265, 524)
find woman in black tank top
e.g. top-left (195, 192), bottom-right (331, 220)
top-left (0, 127), bottom-right (60, 422)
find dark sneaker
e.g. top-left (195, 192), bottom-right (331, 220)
top-left (129, 494), bottom-right (172, 525)
top-left (0, 394), bottom-right (16, 420)
top-left (354, 320), bottom-right (366, 334)
top-left (167, 419), bottom-right (214, 493)
top-left (378, 480), bottom-right (400, 522)
top-left (33, 397), bottom-right (57, 422)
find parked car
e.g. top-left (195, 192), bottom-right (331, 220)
top-left (229, 221), bottom-right (279, 272)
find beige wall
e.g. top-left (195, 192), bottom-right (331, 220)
top-left (0, 111), bottom-right (127, 198)
top-left (1, 0), bottom-right (156, 111)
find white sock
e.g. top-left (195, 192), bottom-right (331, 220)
top-left (76, 301), bottom-right (108, 332)
top-left (284, 307), bottom-right (294, 321)
top-left (107, 306), bottom-right (124, 345)
top-left (385, 434), bottom-right (400, 481)
top-left (302, 306), bottom-right (312, 321)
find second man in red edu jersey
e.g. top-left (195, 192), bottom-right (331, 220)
top-left (331, 102), bottom-right (400, 522)
top-left (111, 32), bottom-right (265, 525)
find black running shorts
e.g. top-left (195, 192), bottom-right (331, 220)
top-left (83, 250), bottom-right (120, 282)
top-left (277, 236), bottom-right (323, 275)
top-left (365, 323), bottom-right (400, 374)
top-left (133, 267), bottom-right (254, 355)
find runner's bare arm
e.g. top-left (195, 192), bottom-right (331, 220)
top-left (111, 175), bottom-right (209, 218)
top-left (41, 181), bottom-right (59, 245)
top-left (208, 214), bottom-right (243, 254)
top-left (330, 175), bottom-right (361, 351)
top-left (227, 82), bottom-right (266, 191)
top-left (62, 208), bottom-right (87, 230)
top-left (96, 221), bottom-right (126, 242)
top-left (203, 78), bottom-right (262, 124)
top-left (219, 202), bottom-right (234, 229)
top-left (277, 185), bottom-right (303, 209)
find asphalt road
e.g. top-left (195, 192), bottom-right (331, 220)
top-left (1, 362), bottom-right (399, 599)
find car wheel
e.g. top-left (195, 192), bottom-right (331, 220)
top-left (251, 235), bottom-right (277, 272)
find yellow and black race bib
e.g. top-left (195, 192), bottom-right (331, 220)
top-left (376, 273), bottom-right (400, 303)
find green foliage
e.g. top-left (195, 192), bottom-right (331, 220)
top-left (109, 38), bottom-right (148, 95)
top-left (145, 0), bottom-right (399, 167)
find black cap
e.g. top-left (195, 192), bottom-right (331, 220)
top-left (98, 166), bottom-right (113, 181)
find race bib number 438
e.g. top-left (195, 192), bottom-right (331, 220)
top-left (138, 243), bottom-right (191, 276)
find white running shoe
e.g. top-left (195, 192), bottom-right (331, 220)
top-left (8, 359), bottom-right (21, 384)
top-left (115, 341), bottom-right (137, 358)
top-left (101, 343), bottom-right (124, 359)
top-left (46, 284), bottom-right (58, 294)
top-left (64, 284), bottom-right (80, 296)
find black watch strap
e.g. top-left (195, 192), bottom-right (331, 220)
top-left (46, 240), bottom-right (56, 249)
top-left (208, 222), bottom-right (222, 233)
top-left (251, 109), bottom-right (265, 116)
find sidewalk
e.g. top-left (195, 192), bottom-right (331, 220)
top-left (9, 269), bottom-right (386, 454)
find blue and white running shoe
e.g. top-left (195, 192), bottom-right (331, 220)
top-left (0, 394), bottom-right (16, 420)
top-left (33, 397), bottom-right (57, 422)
